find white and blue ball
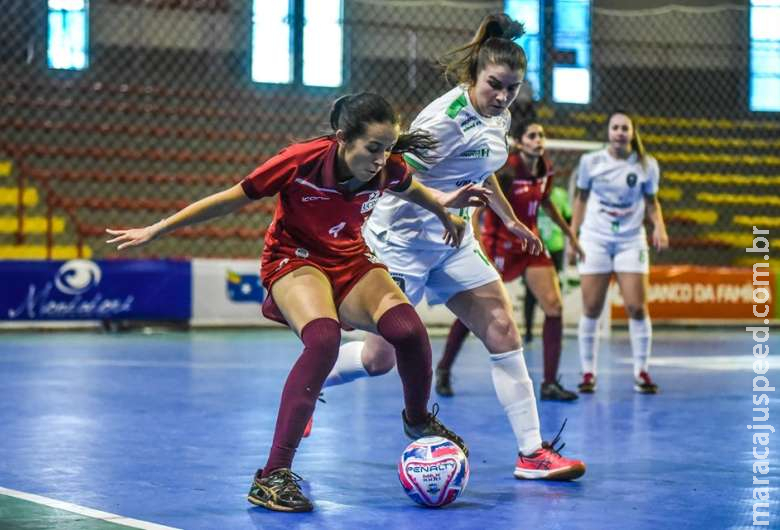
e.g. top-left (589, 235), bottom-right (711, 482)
top-left (398, 436), bottom-right (469, 507)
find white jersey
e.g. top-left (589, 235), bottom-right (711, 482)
top-left (576, 148), bottom-right (660, 242)
top-left (366, 85), bottom-right (511, 249)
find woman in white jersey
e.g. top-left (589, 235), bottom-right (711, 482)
top-left (570, 111), bottom-right (669, 394)
top-left (320, 14), bottom-right (586, 481)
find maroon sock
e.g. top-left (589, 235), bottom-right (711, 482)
top-left (376, 304), bottom-right (431, 425)
top-left (437, 319), bottom-right (470, 372)
top-left (262, 318), bottom-right (340, 477)
top-left (542, 315), bottom-right (563, 384)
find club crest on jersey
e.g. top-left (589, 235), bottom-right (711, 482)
top-left (328, 222), bottom-right (347, 238)
top-left (361, 191), bottom-right (382, 214)
top-left (295, 248), bottom-right (309, 259)
top-left (626, 173), bottom-right (638, 188)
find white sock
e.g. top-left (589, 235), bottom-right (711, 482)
top-left (323, 341), bottom-right (370, 388)
top-left (489, 348), bottom-right (542, 455)
top-left (629, 317), bottom-right (652, 378)
top-left (578, 315), bottom-right (599, 375)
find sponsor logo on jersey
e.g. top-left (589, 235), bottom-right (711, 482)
top-left (459, 114), bottom-right (483, 132)
top-left (459, 146), bottom-right (491, 159)
top-left (360, 191), bottom-right (381, 214)
top-left (328, 222), bottom-right (347, 238)
top-left (302, 195), bottom-right (331, 202)
top-left (455, 178), bottom-right (478, 187)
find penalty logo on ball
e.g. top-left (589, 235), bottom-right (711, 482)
top-left (398, 436), bottom-right (469, 507)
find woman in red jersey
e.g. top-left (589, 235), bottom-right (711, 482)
top-left (106, 93), bottom-right (482, 513)
top-left (436, 119), bottom-right (584, 401)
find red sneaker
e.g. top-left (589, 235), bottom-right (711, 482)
top-left (578, 372), bottom-right (596, 393)
top-left (513, 421), bottom-right (586, 480)
top-left (634, 371), bottom-right (659, 394)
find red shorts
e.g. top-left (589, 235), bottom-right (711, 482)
top-left (485, 244), bottom-right (554, 283)
top-left (260, 244), bottom-right (387, 326)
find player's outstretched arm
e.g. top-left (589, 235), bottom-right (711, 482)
top-left (106, 183), bottom-right (253, 250)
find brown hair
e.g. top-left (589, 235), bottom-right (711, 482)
top-left (329, 93), bottom-right (438, 162)
top-left (609, 110), bottom-right (646, 166)
top-left (442, 14), bottom-right (527, 85)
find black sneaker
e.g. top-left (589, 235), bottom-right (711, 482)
top-left (402, 403), bottom-right (469, 457)
top-left (247, 468), bottom-right (313, 512)
top-left (634, 371), bottom-right (659, 394)
top-left (541, 380), bottom-right (579, 401)
top-left (435, 367), bottom-right (454, 397)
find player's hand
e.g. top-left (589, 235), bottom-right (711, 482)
top-left (440, 183), bottom-right (492, 209)
top-left (105, 225), bottom-right (160, 250)
top-left (441, 214), bottom-right (467, 248)
top-left (505, 221), bottom-right (542, 255)
top-left (570, 238), bottom-right (586, 262)
top-left (652, 226), bottom-right (669, 251)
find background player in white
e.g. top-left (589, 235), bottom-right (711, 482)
top-left (321, 14), bottom-right (586, 481)
top-left (570, 111), bottom-right (669, 394)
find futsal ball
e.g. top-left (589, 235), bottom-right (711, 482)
top-left (398, 436), bottom-right (469, 507)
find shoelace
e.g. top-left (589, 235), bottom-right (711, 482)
top-left (268, 469), bottom-right (305, 497)
top-left (521, 419), bottom-right (569, 461)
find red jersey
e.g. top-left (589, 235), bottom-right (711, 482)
top-left (241, 136), bottom-right (412, 262)
top-left (482, 153), bottom-right (554, 254)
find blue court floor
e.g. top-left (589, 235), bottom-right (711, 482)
top-left (0, 328), bottom-right (777, 529)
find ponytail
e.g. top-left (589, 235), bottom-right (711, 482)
top-left (328, 92), bottom-right (439, 164)
top-left (442, 13), bottom-right (527, 85)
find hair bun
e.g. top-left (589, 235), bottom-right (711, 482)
top-left (329, 94), bottom-right (353, 130)
top-left (483, 14), bottom-right (525, 42)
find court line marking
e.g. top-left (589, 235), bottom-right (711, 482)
top-left (0, 486), bottom-right (181, 530)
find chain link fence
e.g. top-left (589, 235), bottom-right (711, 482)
top-left (1, 0), bottom-right (777, 265)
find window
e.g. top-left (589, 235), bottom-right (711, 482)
top-left (505, 0), bottom-right (542, 100)
top-left (252, 0), bottom-right (344, 87)
top-left (303, 0), bottom-right (343, 87)
top-left (251, 0), bottom-right (293, 84)
top-left (552, 0), bottom-right (591, 104)
top-left (47, 0), bottom-right (88, 70)
top-left (750, 0), bottom-right (780, 112)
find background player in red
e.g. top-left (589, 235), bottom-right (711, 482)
top-left (106, 93), bottom-right (485, 513)
top-left (436, 119), bottom-right (584, 401)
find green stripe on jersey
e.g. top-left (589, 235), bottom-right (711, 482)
top-left (403, 154), bottom-right (428, 171)
top-left (445, 93), bottom-right (468, 119)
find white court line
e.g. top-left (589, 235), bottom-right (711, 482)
top-left (0, 486), bottom-right (181, 530)
top-left (617, 355), bottom-right (755, 372)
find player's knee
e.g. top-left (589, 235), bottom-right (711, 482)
top-left (377, 304), bottom-right (427, 348)
top-left (484, 315), bottom-right (520, 352)
top-left (625, 304), bottom-right (646, 320)
top-left (542, 297), bottom-right (562, 316)
top-left (301, 318), bottom-right (341, 365)
top-left (363, 349), bottom-right (396, 376)
top-left (583, 303), bottom-right (604, 319)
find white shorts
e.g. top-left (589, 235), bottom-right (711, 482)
top-left (577, 236), bottom-right (650, 275)
top-left (364, 230), bottom-right (501, 306)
